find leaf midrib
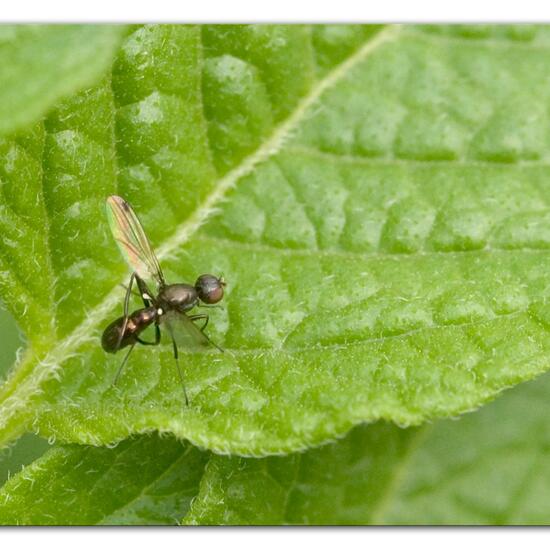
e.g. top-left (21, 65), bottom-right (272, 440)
top-left (0, 24), bottom-right (404, 449)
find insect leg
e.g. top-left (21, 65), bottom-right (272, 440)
top-left (113, 343), bottom-right (136, 385)
top-left (135, 275), bottom-right (156, 307)
top-left (166, 323), bottom-right (189, 407)
top-left (188, 313), bottom-right (209, 331)
top-left (118, 283), bottom-right (141, 298)
top-left (202, 334), bottom-right (224, 353)
top-left (115, 272), bottom-right (137, 351)
top-left (136, 323), bottom-right (161, 346)
top-left (189, 314), bottom-right (224, 353)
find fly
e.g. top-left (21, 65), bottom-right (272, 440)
top-left (101, 195), bottom-right (226, 406)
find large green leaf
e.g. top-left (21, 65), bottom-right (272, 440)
top-left (0, 435), bottom-right (207, 525)
top-left (0, 433), bottom-right (50, 486)
top-left (1, 24), bottom-right (550, 456)
top-left (0, 25), bottom-right (125, 136)
top-left (1, 370), bottom-right (548, 525)
top-left (184, 370), bottom-right (550, 525)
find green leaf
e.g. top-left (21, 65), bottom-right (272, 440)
top-left (0, 309), bottom-right (50, 486)
top-left (2, 24), bottom-right (550, 456)
top-left (0, 435), bottom-right (207, 525)
top-left (0, 433), bottom-right (50, 486)
top-left (0, 25), bottom-right (125, 136)
top-left (184, 371), bottom-right (550, 525)
top-left (0, 307), bottom-right (23, 380)
top-left (2, 370), bottom-right (549, 525)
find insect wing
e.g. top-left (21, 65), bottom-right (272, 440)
top-left (106, 195), bottom-right (165, 287)
top-left (163, 310), bottom-right (210, 352)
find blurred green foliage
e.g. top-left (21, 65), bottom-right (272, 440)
top-left (0, 308), bottom-right (49, 484)
top-left (0, 307), bottom-right (21, 379)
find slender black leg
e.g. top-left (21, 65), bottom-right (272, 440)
top-left (136, 324), bottom-right (161, 346)
top-left (112, 275), bottom-right (158, 386)
top-left (135, 275), bottom-right (156, 307)
top-left (115, 272), bottom-right (137, 352)
top-left (189, 314), bottom-right (224, 352)
top-left (189, 313), bottom-right (224, 353)
top-left (119, 283), bottom-right (141, 299)
top-left (113, 343), bottom-right (136, 385)
top-left (166, 324), bottom-right (189, 407)
top-left (188, 313), bottom-right (209, 332)
top-left (203, 334), bottom-right (224, 353)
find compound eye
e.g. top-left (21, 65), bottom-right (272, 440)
top-left (195, 274), bottom-right (225, 304)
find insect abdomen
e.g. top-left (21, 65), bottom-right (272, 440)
top-left (101, 307), bottom-right (157, 352)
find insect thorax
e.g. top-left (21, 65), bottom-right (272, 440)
top-left (158, 283), bottom-right (199, 312)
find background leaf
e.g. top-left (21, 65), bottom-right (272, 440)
top-left (2, 24), bottom-right (550, 459)
top-left (183, 371), bottom-right (550, 525)
top-left (0, 308), bottom-right (50, 485)
top-left (0, 435), bottom-right (207, 525)
top-left (0, 25), bottom-right (125, 136)
top-left (2, 369), bottom-right (549, 525)
top-left (0, 432), bottom-right (49, 486)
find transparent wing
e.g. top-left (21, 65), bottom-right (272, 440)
top-left (163, 310), bottom-right (210, 352)
top-left (106, 195), bottom-right (165, 287)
